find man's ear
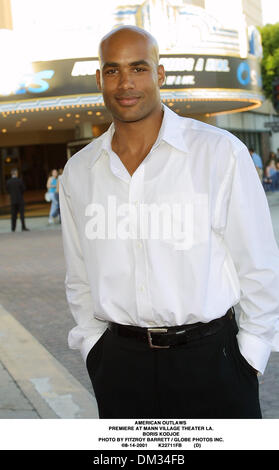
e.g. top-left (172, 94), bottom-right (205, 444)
top-left (96, 69), bottom-right (102, 90)
top-left (157, 64), bottom-right (165, 88)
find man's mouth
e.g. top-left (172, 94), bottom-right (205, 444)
top-left (115, 95), bottom-right (141, 106)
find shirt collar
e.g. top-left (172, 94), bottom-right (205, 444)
top-left (154, 104), bottom-right (189, 154)
top-left (87, 103), bottom-right (189, 168)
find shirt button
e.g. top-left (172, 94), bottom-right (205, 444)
top-left (137, 241), bottom-right (143, 248)
top-left (140, 285), bottom-right (145, 292)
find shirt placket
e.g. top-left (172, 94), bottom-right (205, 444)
top-left (128, 164), bottom-right (154, 326)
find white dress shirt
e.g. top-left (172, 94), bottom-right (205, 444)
top-left (60, 104), bottom-right (279, 374)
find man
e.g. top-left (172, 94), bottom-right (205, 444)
top-left (249, 147), bottom-right (263, 181)
top-left (60, 26), bottom-right (279, 418)
top-left (6, 168), bottom-right (29, 232)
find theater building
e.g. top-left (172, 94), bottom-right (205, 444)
top-left (0, 0), bottom-right (275, 195)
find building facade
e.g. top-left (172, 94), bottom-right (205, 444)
top-left (0, 0), bottom-right (277, 194)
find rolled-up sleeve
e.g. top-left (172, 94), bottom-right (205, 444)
top-left (224, 146), bottom-right (279, 374)
top-left (59, 172), bottom-right (107, 362)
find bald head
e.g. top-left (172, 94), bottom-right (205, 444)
top-left (96, 25), bottom-right (165, 125)
top-left (98, 26), bottom-right (160, 67)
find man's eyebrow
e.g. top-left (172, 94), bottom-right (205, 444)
top-left (129, 60), bottom-right (150, 67)
top-left (102, 60), bottom-right (151, 69)
top-left (102, 62), bottom-right (119, 69)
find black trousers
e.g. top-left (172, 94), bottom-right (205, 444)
top-left (86, 315), bottom-right (262, 419)
top-left (11, 203), bottom-right (26, 231)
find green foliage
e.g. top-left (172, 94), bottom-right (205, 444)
top-left (258, 23), bottom-right (279, 99)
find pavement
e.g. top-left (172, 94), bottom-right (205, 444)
top-left (0, 217), bottom-right (99, 419)
top-left (0, 303), bottom-right (98, 419)
top-left (0, 192), bottom-right (279, 420)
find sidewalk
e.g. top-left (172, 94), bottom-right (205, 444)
top-left (0, 215), bottom-right (58, 234)
top-left (0, 192), bottom-right (279, 419)
top-left (0, 215), bottom-right (99, 419)
top-left (0, 303), bottom-right (98, 419)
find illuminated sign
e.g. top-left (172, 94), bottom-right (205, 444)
top-left (71, 60), bottom-right (99, 77)
top-left (0, 54), bottom-right (262, 103)
top-left (15, 70), bottom-right (55, 95)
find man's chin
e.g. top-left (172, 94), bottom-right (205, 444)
top-left (112, 110), bottom-right (147, 123)
top-left (110, 104), bottom-right (158, 124)
top-left (117, 115), bottom-right (145, 123)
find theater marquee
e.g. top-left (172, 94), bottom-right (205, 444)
top-left (0, 54), bottom-right (263, 116)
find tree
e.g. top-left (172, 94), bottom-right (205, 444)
top-left (258, 23), bottom-right (279, 100)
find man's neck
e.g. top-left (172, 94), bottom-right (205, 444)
top-left (111, 105), bottom-right (164, 166)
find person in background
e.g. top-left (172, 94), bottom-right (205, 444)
top-left (265, 159), bottom-right (279, 192)
top-left (46, 169), bottom-right (58, 224)
top-left (6, 168), bottom-right (29, 232)
top-left (51, 168), bottom-right (63, 223)
top-left (269, 151), bottom-right (277, 162)
top-left (249, 148), bottom-right (263, 181)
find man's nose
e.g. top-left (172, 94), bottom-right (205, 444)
top-left (118, 71), bottom-right (135, 89)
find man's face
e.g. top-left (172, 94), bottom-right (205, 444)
top-left (96, 31), bottom-right (165, 123)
